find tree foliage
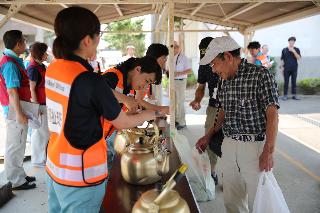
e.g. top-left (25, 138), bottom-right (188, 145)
top-left (102, 19), bottom-right (146, 57)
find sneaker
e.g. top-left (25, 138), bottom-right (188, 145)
top-left (281, 96), bottom-right (288, 101)
top-left (211, 173), bottom-right (219, 186)
top-left (12, 182), bottom-right (36, 190)
top-left (176, 125), bottom-right (186, 130)
top-left (292, 96), bottom-right (300, 100)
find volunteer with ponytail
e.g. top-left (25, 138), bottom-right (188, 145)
top-left (46, 7), bottom-right (158, 212)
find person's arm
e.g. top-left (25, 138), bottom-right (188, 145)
top-left (258, 69), bottom-right (280, 171)
top-left (112, 90), bottom-right (141, 112)
top-left (205, 109), bottom-right (224, 139)
top-left (136, 99), bottom-right (169, 115)
top-left (259, 105), bottom-right (278, 171)
top-left (190, 83), bottom-right (205, 111)
top-left (29, 81), bottom-right (38, 103)
top-left (110, 109), bottom-right (156, 130)
top-left (289, 47), bottom-right (301, 60)
top-left (7, 88), bottom-right (27, 124)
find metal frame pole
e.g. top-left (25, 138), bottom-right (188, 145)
top-left (168, 1), bottom-right (175, 133)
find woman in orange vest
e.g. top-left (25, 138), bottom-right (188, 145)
top-left (102, 57), bottom-right (169, 172)
top-left (45, 7), bottom-right (158, 213)
top-left (27, 42), bottom-right (50, 168)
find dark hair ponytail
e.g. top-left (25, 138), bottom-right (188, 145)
top-left (53, 6), bottom-right (100, 59)
top-left (116, 56), bottom-right (162, 85)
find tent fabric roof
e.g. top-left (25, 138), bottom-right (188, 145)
top-left (0, 1), bottom-right (320, 32)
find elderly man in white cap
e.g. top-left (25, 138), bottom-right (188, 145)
top-left (195, 36), bottom-right (280, 213)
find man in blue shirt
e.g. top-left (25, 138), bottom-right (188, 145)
top-left (0, 30), bottom-right (36, 190)
top-left (280, 36), bottom-right (301, 100)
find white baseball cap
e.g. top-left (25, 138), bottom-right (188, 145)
top-left (199, 36), bottom-right (241, 65)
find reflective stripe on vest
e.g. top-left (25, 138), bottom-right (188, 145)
top-left (45, 59), bottom-right (107, 187)
top-left (47, 157), bottom-right (108, 183)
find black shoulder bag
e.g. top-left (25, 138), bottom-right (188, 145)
top-left (208, 79), bottom-right (224, 158)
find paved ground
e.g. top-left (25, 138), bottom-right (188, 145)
top-left (0, 95), bottom-right (319, 212)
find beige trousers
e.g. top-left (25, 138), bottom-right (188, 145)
top-left (221, 137), bottom-right (265, 213)
top-left (31, 105), bottom-right (50, 167)
top-left (174, 79), bottom-right (187, 126)
top-left (4, 119), bottom-right (28, 187)
top-left (205, 106), bottom-right (219, 165)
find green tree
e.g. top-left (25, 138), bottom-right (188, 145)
top-left (102, 19), bottom-right (145, 57)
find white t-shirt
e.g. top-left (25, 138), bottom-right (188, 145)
top-left (174, 53), bottom-right (191, 80)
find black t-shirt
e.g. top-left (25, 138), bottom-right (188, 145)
top-left (197, 64), bottom-right (220, 107)
top-left (64, 55), bottom-right (121, 150)
top-left (281, 47), bottom-right (301, 71)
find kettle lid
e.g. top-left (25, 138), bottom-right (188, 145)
top-left (140, 189), bottom-right (181, 209)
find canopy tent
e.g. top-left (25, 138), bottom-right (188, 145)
top-left (1, 1), bottom-right (320, 32)
top-left (1, 0), bottom-right (320, 131)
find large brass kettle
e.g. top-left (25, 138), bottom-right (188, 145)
top-left (114, 121), bottom-right (160, 155)
top-left (132, 165), bottom-right (190, 213)
top-left (121, 140), bottom-right (170, 185)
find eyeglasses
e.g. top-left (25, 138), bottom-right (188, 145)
top-left (209, 62), bottom-right (214, 68)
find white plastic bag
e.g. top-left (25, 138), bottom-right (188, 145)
top-left (253, 172), bottom-right (290, 213)
top-left (172, 130), bottom-right (215, 202)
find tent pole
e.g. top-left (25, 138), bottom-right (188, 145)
top-left (168, 1), bottom-right (175, 134)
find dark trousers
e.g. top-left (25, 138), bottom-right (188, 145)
top-left (284, 68), bottom-right (297, 96)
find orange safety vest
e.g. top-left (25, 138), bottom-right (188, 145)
top-left (102, 67), bottom-right (135, 138)
top-left (45, 59), bottom-right (108, 187)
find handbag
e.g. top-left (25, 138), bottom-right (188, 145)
top-left (208, 78), bottom-right (224, 157)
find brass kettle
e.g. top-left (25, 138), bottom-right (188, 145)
top-left (114, 121), bottom-right (160, 155)
top-left (132, 165), bottom-right (190, 213)
top-left (121, 139), bottom-right (170, 185)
